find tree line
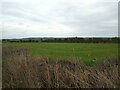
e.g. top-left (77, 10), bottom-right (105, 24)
top-left (2, 37), bottom-right (119, 43)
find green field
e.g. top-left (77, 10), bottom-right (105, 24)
top-left (3, 42), bottom-right (118, 66)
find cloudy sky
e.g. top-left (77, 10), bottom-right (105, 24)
top-left (0, 0), bottom-right (119, 39)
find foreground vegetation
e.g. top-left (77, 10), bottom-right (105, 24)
top-left (3, 46), bottom-right (119, 88)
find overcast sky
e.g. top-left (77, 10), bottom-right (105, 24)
top-left (0, 0), bottom-right (119, 39)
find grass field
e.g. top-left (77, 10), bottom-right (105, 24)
top-left (3, 42), bottom-right (118, 66)
top-left (2, 42), bottom-right (119, 88)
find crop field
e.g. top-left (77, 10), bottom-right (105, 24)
top-left (3, 42), bottom-right (118, 66)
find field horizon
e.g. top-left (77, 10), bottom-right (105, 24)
top-left (2, 0), bottom-right (118, 88)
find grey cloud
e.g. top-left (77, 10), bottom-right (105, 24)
top-left (2, 2), bottom-right (50, 24)
top-left (51, 1), bottom-right (118, 36)
top-left (1, 0), bottom-right (118, 39)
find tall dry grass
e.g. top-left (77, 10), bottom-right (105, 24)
top-left (2, 46), bottom-right (119, 88)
